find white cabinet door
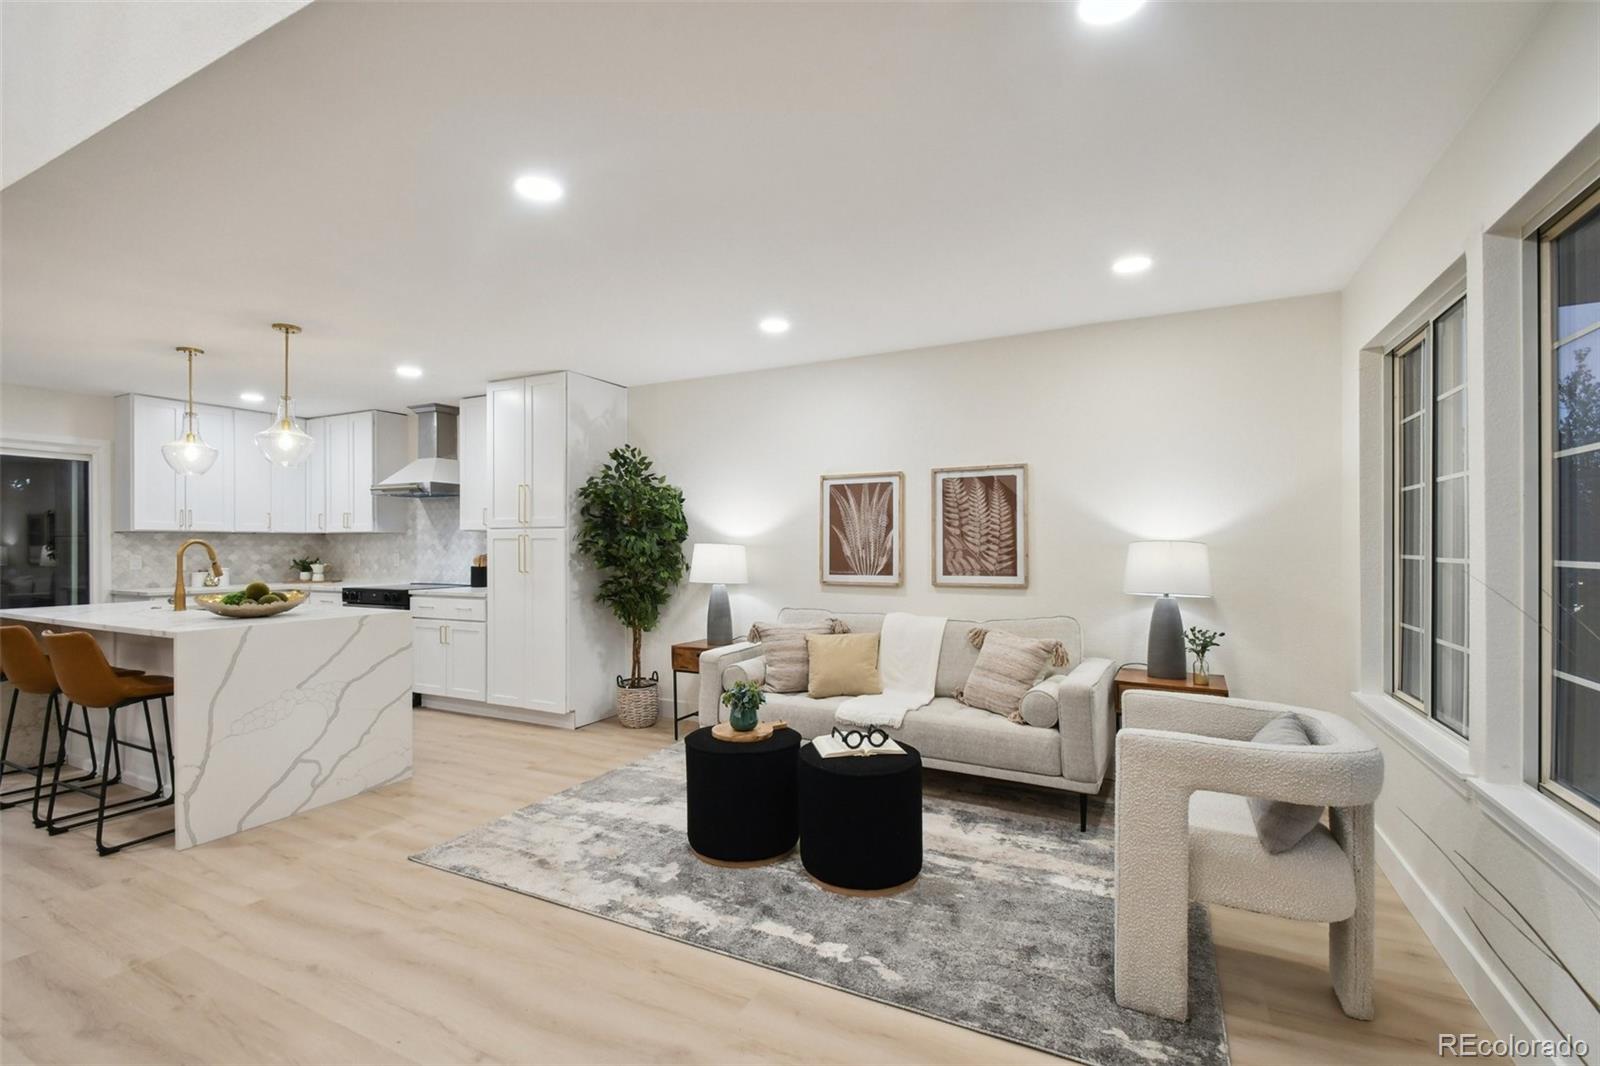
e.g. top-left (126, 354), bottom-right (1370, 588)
top-left (130, 395), bottom-right (185, 530)
top-left (304, 416), bottom-right (328, 533)
top-left (526, 374), bottom-right (567, 527)
top-left (324, 414), bottom-right (354, 531)
top-left (485, 378), bottom-right (527, 528)
top-left (412, 617), bottom-right (448, 697)
top-left (485, 529), bottom-right (530, 706)
top-left (458, 395), bottom-right (487, 532)
top-left (446, 622), bottom-right (487, 702)
top-left (184, 404), bottom-right (235, 531)
top-left (231, 410), bottom-right (274, 532)
top-left (348, 411), bottom-right (375, 532)
top-left (524, 527), bottom-right (567, 714)
top-left (270, 458), bottom-right (308, 533)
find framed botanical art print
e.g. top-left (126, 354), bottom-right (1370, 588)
top-left (820, 472), bottom-right (905, 586)
top-left (932, 463), bottom-right (1028, 588)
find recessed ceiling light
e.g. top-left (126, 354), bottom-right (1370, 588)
top-left (239, 391), bottom-right (265, 403)
top-left (513, 173), bottom-right (565, 204)
top-left (758, 316), bottom-right (791, 335)
top-left (1077, 0), bottom-right (1145, 26)
top-left (1112, 254), bottom-right (1154, 276)
top-left (395, 365), bottom-right (424, 379)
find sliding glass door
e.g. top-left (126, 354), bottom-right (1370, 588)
top-left (0, 453), bottom-right (91, 608)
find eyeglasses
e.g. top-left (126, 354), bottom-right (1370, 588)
top-left (831, 725), bottom-right (890, 749)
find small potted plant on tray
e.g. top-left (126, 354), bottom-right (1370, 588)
top-left (1184, 626), bottom-right (1225, 685)
top-left (291, 556), bottom-right (318, 582)
top-left (722, 680), bottom-right (766, 733)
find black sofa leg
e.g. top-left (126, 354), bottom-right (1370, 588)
top-left (1079, 792), bottom-right (1088, 831)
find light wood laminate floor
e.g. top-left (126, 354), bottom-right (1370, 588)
top-left (2, 710), bottom-right (1500, 1065)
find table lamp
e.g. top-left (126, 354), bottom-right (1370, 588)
top-left (690, 543), bottom-right (747, 646)
top-left (1124, 541), bottom-right (1212, 679)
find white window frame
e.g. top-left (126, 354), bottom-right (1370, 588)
top-left (1537, 180), bottom-right (1600, 825)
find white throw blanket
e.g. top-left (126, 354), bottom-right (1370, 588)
top-left (835, 612), bottom-right (947, 729)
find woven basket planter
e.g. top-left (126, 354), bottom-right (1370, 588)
top-left (615, 675), bottom-right (660, 729)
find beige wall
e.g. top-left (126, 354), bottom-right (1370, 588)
top-left (1340, 1), bottom-right (1600, 1057)
top-left (0, 382), bottom-right (115, 443)
top-left (630, 292), bottom-right (1344, 718)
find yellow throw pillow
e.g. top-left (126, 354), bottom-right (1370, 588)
top-left (805, 633), bottom-right (883, 698)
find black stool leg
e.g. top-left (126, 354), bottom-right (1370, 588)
top-left (1080, 792), bottom-right (1088, 832)
top-left (39, 696), bottom-right (74, 830)
top-left (91, 708), bottom-right (118, 854)
top-left (91, 699), bottom-right (176, 856)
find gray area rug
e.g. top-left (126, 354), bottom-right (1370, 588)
top-left (411, 746), bottom-right (1230, 1066)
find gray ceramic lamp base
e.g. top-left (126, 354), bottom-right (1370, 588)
top-left (706, 583), bottom-right (732, 646)
top-left (1146, 595), bottom-right (1187, 679)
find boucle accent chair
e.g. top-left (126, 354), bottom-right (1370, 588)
top-left (1113, 691), bottom-right (1384, 1022)
top-left (698, 608), bottom-right (1117, 828)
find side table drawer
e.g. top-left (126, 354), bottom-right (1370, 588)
top-left (672, 644), bottom-right (705, 672)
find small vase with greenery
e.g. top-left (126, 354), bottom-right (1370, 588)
top-left (575, 445), bottom-right (689, 728)
top-left (721, 680), bottom-right (766, 733)
top-left (1184, 626), bottom-right (1225, 685)
top-left (291, 556), bottom-right (319, 582)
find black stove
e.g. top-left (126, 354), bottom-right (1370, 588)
top-left (342, 583), bottom-right (470, 610)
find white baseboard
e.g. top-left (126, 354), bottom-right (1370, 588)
top-left (418, 695), bottom-right (576, 729)
top-left (1375, 824), bottom-right (1583, 1065)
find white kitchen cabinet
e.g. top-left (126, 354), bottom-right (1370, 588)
top-left (231, 411), bottom-right (274, 532)
top-left (413, 595), bottom-right (487, 703)
top-left (114, 394), bottom-right (233, 532)
top-left (458, 395), bottom-right (487, 532)
top-left (412, 617), bottom-right (449, 697)
top-left (445, 622), bottom-right (486, 701)
top-left (323, 414), bottom-right (353, 530)
top-left (483, 372), bottom-right (626, 725)
top-left (310, 410), bottom-right (407, 533)
top-left (270, 458), bottom-right (308, 533)
top-left (304, 416), bottom-right (328, 532)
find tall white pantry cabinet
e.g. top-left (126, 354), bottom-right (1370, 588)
top-left (483, 371), bottom-right (627, 728)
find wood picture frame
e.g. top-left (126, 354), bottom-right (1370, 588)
top-left (819, 471), bottom-right (905, 586)
top-left (932, 463), bottom-right (1029, 588)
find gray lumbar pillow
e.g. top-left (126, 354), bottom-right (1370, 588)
top-left (1246, 714), bottom-right (1325, 854)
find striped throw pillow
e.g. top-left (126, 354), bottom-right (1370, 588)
top-left (955, 628), bottom-right (1067, 723)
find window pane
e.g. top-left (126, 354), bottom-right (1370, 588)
top-left (1553, 198), bottom-right (1600, 340)
top-left (1554, 451), bottom-right (1599, 563)
top-left (1401, 559), bottom-right (1423, 627)
top-left (1555, 338), bottom-right (1600, 453)
top-left (1401, 488), bottom-right (1422, 555)
top-left (1436, 475), bottom-right (1467, 559)
top-left (1552, 678), bottom-right (1600, 809)
top-left (1400, 628), bottom-right (1424, 701)
top-left (0, 454), bottom-right (91, 608)
top-left (1554, 566), bottom-right (1598, 683)
top-left (1402, 417), bottom-right (1423, 485)
top-left (1435, 561), bottom-right (1466, 647)
top-left (1436, 301), bottom-right (1466, 395)
top-left (1433, 644), bottom-right (1468, 736)
top-left (1435, 391), bottom-right (1466, 477)
top-left (1401, 348), bottom-right (1423, 415)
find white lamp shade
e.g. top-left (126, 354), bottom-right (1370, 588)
top-left (1123, 541), bottom-right (1211, 597)
top-left (689, 543), bottom-right (747, 585)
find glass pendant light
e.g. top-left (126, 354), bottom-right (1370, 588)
top-left (161, 346), bottom-right (220, 476)
top-left (255, 322), bottom-right (316, 466)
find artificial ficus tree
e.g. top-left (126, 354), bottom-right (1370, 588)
top-left (575, 445), bottom-right (689, 684)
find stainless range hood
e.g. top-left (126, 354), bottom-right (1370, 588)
top-left (373, 403), bottom-right (460, 498)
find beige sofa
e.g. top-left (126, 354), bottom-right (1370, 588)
top-left (697, 607), bottom-right (1117, 828)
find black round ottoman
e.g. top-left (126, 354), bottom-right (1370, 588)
top-left (798, 740), bottom-right (922, 894)
top-left (684, 726), bottom-right (800, 865)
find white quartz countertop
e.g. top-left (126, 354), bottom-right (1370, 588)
top-left (109, 578), bottom-right (406, 598)
top-left (0, 599), bottom-right (401, 638)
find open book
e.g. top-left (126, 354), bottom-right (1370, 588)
top-left (810, 734), bottom-right (907, 759)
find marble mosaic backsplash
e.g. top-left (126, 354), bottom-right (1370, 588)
top-left (112, 497), bottom-right (486, 588)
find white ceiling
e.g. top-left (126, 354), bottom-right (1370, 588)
top-left (1, 0), bottom-right (307, 188)
top-left (0, 1), bottom-right (1547, 415)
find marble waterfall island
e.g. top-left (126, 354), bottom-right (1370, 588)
top-left (0, 600), bottom-right (412, 850)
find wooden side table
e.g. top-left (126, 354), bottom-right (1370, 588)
top-left (1113, 666), bottom-right (1229, 717)
top-left (671, 639), bottom-right (720, 740)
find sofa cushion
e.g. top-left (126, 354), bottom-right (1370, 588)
top-left (1244, 715), bottom-right (1326, 853)
top-left (1188, 790), bottom-right (1355, 922)
top-left (955, 628), bottom-right (1066, 721)
top-left (748, 619), bottom-right (847, 693)
top-left (898, 697), bottom-right (1061, 777)
top-left (806, 633), bottom-right (882, 697)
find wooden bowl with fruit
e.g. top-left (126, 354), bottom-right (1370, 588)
top-left (193, 582), bottom-right (308, 619)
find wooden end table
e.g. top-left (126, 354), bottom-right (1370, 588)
top-left (670, 639), bottom-right (722, 740)
top-left (1113, 666), bottom-right (1229, 719)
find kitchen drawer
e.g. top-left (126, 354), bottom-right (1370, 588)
top-left (412, 595), bottom-right (487, 622)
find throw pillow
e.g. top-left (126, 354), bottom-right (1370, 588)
top-left (1246, 714), bottom-right (1325, 854)
top-left (955, 627), bottom-right (1067, 723)
top-left (747, 619), bottom-right (849, 693)
top-left (806, 633), bottom-right (883, 698)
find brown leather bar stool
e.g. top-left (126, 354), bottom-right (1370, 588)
top-left (38, 631), bottom-right (176, 855)
top-left (0, 625), bottom-right (143, 816)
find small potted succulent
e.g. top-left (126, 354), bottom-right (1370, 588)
top-left (291, 556), bottom-right (318, 582)
top-left (721, 680), bottom-right (766, 732)
top-left (1184, 626), bottom-right (1225, 685)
